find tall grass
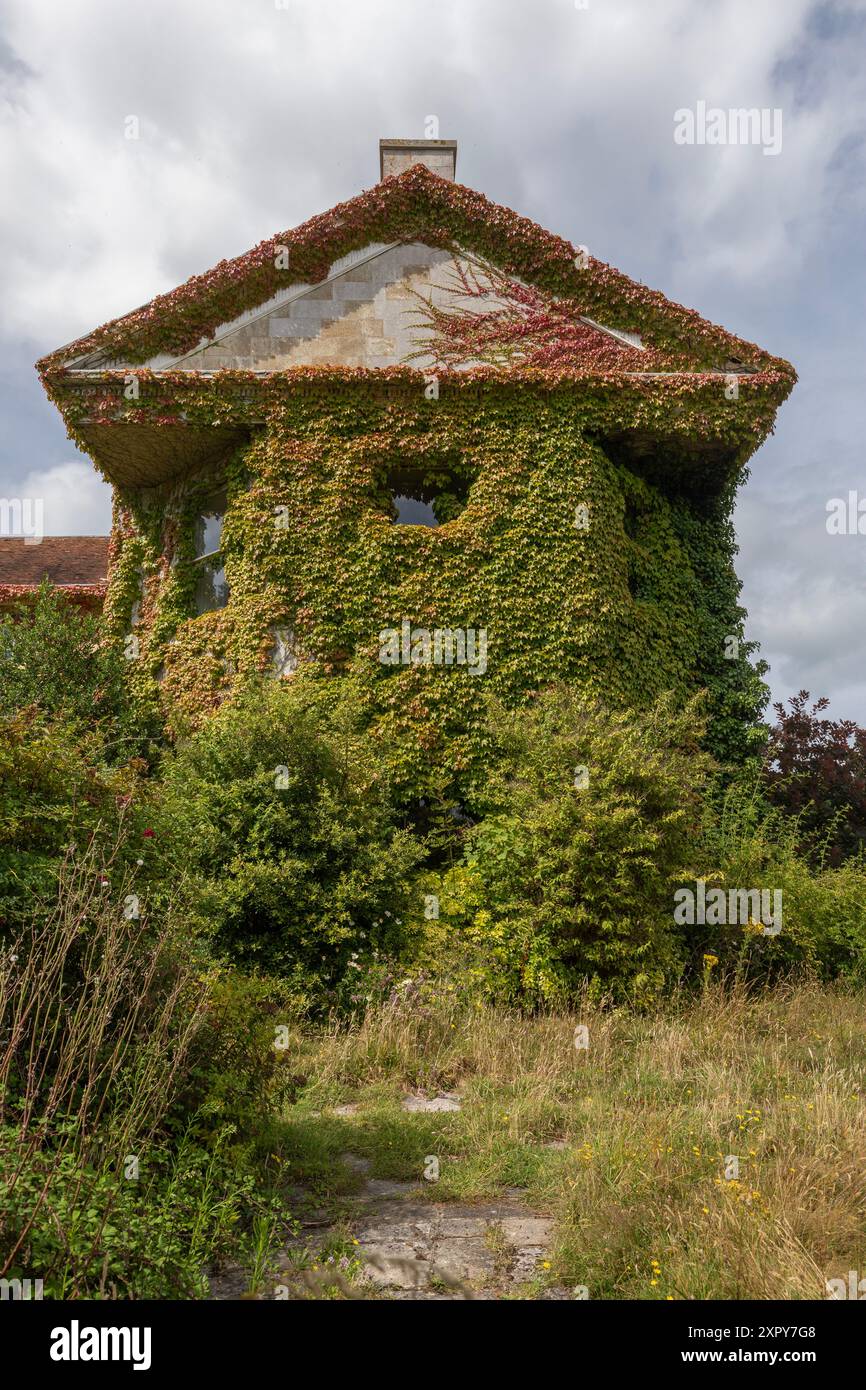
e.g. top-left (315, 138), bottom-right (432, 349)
top-left (0, 842), bottom-right (214, 1294)
top-left (282, 979), bottom-right (866, 1299)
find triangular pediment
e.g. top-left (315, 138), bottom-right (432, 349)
top-left (90, 242), bottom-right (641, 374)
top-left (150, 242), bottom-right (466, 373)
top-left (38, 164), bottom-right (794, 380)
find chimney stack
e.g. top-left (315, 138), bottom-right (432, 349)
top-left (379, 138), bottom-right (457, 182)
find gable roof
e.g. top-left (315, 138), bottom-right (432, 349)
top-left (0, 536), bottom-right (109, 588)
top-left (38, 164), bottom-right (794, 380)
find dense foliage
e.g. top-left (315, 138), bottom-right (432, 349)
top-left (419, 689), bottom-right (712, 1006)
top-left (693, 776), bottom-right (866, 984)
top-left (763, 690), bottom-right (866, 866)
top-left (3, 586), bottom-right (865, 1300)
top-left (0, 583), bottom-right (143, 752)
top-left (154, 682), bottom-right (423, 994)
top-left (80, 373), bottom-right (776, 796)
top-left (0, 848), bottom-right (293, 1298)
top-left (0, 712), bottom-right (142, 932)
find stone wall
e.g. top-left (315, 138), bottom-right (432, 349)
top-left (165, 243), bottom-right (503, 372)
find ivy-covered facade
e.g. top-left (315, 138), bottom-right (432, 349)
top-left (38, 150), bottom-right (795, 797)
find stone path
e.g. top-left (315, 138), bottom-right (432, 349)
top-left (210, 1091), bottom-right (567, 1300)
top-left (400, 1091), bottom-right (462, 1114)
top-left (350, 1174), bottom-right (554, 1298)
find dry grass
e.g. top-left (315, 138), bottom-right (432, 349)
top-left (0, 845), bottom-right (210, 1285)
top-left (277, 979), bottom-right (866, 1299)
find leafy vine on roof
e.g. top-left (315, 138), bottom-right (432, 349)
top-left (405, 259), bottom-right (660, 371)
top-left (36, 165), bottom-right (796, 379)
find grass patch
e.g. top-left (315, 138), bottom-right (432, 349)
top-left (272, 979), bottom-right (866, 1300)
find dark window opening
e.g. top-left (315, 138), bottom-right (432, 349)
top-left (623, 496), bottom-right (653, 603)
top-left (194, 555), bottom-right (229, 613)
top-left (191, 490), bottom-right (229, 613)
top-left (383, 465), bottom-right (469, 528)
top-left (393, 494), bottom-right (439, 526)
top-left (194, 491), bottom-right (226, 559)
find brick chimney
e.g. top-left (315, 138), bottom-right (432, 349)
top-left (379, 138), bottom-right (457, 182)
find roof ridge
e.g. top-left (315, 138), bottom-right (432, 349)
top-left (37, 164), bottom-right (794, 380)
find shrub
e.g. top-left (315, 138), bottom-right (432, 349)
top-left (0, 1126), bottom-right (255, 1299)
top-left (169, 969), bottom-right (300, 1149)
top-left (690, 773), bottom-right (866, 983)
top-left (0, 844), bottom-right (208, 1295)
top-left (0, 839), bottom-right (296, 1298)
top-left (417, 688), bottom-right (713, 1007)
top-left (154, 681), bottom-right (424, 999)
top-left (0, 585), bottom-right (158, 932)
top-left (763, 690), bottom-right (866, 866)
top-left (0, 712), bottom-right (144, 931)
top-left (0, 582), bottom-right (151, 757)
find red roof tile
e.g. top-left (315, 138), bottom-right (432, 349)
top-left (0, 536), bottom-right (109, 587)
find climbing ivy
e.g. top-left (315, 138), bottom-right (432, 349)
top-left (35, 165), bottom-right (795, 796)
top-left (45, 367), bottom-right (786, 800)
top-left (37, 164), bottom-right (796, 376)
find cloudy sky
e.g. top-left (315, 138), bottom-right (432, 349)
top-left (1, 0), bottom-right (864, 718)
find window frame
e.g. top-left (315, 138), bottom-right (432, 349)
top-left (190, 492), bottom-right (230, 614)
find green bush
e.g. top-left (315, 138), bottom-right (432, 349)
top-left (154, 681), bottom-right (424, 998)
top-left (418, 688), bottom-right (713, 1007)
top-left (168, 969), bottom-right (300, 1148)
top-left (0, 1126), bottom-right (255, 1299)
top-left (689, 775), bottom-right (866, 983)
top-left (1, 844), bottom-right (207, 1296)
top-left (0, 712), bottom-right (145, 931)
top-left (0, 585), bottom-right (159, 932)
top-left (0, 582), bottom-right (151, 757)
